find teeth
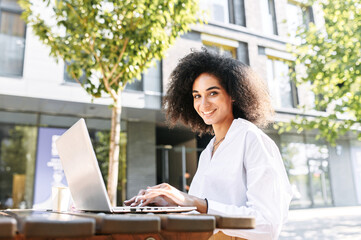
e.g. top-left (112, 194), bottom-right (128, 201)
top-left (203, 110), bottom-right (215, 115)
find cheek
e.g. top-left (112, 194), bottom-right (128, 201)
top-left (193, 101), bottom-right (201, 114)
top-left (193, 100), bottom-right (197, 110)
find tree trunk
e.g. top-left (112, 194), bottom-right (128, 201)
top-left (120, 134), bottom-right (127, 203)
top-left (107, 91), bottom-right (122, 206)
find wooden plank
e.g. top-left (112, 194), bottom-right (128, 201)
top-left (99, 214), bottom-right (160, 234)
top-left (160, 214), bottom-right (215, 232)
top-left (2, 210), bottom-right (254, 240)
top-left (161, 231), bottom-right (214, 240)
top-left (64, 212), bottom-right (161, 235)
top-left (160, 214), bottom-right (215, 240)
top-left (209, 231), bottom-right (248, 240)
top-left (214, 215), bottom-right (255, 229)
top-left (3, 210), bottom-right (95, 238)
top-left (0, 214), bottom-right (17, 238)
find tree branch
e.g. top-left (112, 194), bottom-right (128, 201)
top-left (108, 37), bottom-right (129, 80)
top-left (103, 76), bottom-right (118, 101)
top-left (66, 3), bottom-right (87, 27)
top-left (110, 68), bottom-right (125, 87)
top-left (70, 71), bottom-right (81, 85)
top-left (110, 46), bottom-right (152, 87)
top-left (89, 38), bottom-right (117, 100)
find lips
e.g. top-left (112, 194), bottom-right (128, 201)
top-left (202, 109), bottom-right (216, 117)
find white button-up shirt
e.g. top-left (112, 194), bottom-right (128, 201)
top-left (189, 118), bottom-right (292, 240)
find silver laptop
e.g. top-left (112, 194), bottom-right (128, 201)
top-left (55, 118), bottom-right (196, 213)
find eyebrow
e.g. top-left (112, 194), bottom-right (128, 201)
top-left (192, 86), bottom-right (221, 93)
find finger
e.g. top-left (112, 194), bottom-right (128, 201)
top-left (131, 188), bottom-right (173, 206)
top-left (137, 189), bottom-right (146, 195)
top-left (141, 197), bottom-right (156, 206)
top-left (133, 190), bottom-right (163, 205)
top-left (147, 183), bottom-right (170, 190)
top-left (129, 192), bottom-right (154, 206)
top-left (138, 199), bottom-right (144, 207)
top-left (130, 199), bottom-right (143, 207)
top-left (144, 189), bottom-right (175, 206)
top-left (146, 188), bottom-right (184, 206)
top-left (135, 195), bottom-right (143, 203)
top-left (123, 196), bottom-right (136, 206)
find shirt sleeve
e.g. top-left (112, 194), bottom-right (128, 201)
top-left (207, 129), bottom-right (292, 240)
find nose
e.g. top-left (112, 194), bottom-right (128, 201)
top-left (200, 97), bottom-right (210, 108)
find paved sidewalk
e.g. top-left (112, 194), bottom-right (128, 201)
top-left (280, 206), bottom-right (361, 240)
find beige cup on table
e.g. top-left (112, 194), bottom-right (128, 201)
top-left (51, 186), bottom-right (72, 212)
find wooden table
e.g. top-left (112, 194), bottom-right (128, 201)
top-left (0, 209), bottom-right (255, 240)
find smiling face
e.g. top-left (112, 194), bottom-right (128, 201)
top-left (192, 73), bottom-right (234, 128)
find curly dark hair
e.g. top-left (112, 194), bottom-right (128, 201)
top-left (164, 49), bottom-right (274, 134)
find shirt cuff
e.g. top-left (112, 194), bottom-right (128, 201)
top-left (206, 199), bottom-right (225, 215)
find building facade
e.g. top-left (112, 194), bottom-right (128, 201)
top-left (0, 0), bottom-right (360, 209)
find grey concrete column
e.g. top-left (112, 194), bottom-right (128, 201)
top-left (328, 140), bottom-right (358, 206)
top-left (126, 121), bottom-right (156, 198)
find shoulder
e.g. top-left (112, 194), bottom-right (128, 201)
top-left (231, 118), bottom-right (271, 142)
top-left (232, 118), bottom-right (279, 157)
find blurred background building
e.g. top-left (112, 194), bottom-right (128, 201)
top-left (0, 0), bottom-right (360, 209)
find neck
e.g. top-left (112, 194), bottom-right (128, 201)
top-left (212, 117), bottom-right (234, 141)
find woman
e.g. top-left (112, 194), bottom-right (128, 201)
top-left (124, 50), bottom-right (292, 240)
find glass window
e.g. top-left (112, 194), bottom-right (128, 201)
top-left (125, 77), bottom-right (143, 91)
top-left (0, 0), bottom-right (22, 10)
top-left (286, 2), bottom-right (313, 39)
top-left (281, 134), bottom-right (332, 208)
top-left (203, 43), bottom-right (237, 59)
top-left (260, 0), bottom-right (278, 35)
top-left (304, 137), bottom-right (332, 207)
top-left (203, 39), bottom-right (249, 64)
top-left (63, 62), bottom-right (86, 84)
top-left (91, 129), bottom-right (127, 205)
top-left (125, 60), bottom-right (161, 93)
top-left (228, 0), bottom-right (246, 27)
top-left (0, 125), bottom-right (37, 209)
top-left (281, 135), bottom-right (311, 208)
top-left (143, 60), bottom-right (161, 93)
top-left (199, 0), bottom-right (229, 23)
top-left (0, 2), bottom-right (26, 77)
top-left (237, 41), bottom-right (249, 65)
top-left (266, 58), bottom-right (297, 109)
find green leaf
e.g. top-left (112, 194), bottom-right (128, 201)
top-left (287, 0), bottom-right (360, 144)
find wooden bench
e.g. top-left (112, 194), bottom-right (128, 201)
top-left (0, 209), bottom-right (255, 240)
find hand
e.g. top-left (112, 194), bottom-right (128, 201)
top-left (124, 187), bottom-right (174, 207)
top-left (123, 183), bottom-right (207, 213)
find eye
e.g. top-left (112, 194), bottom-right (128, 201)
top-left (210, 91), bottom-right (218, 96)
top-left (193, 94), bottom-right (201, 99)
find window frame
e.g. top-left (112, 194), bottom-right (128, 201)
top-left (0, 0), bottom-right (27, 78)
top-left (203, 40), bottom-right (238, 59)
top-left (124, 60), bottom-right (162, 93)
top-left (286, 1), bottom-right (314, 39)
top-left (266, 56), bottom-right (299, 109)
top-left (260, 0), bottom-right (278, 35)
top-left (228, 0), bottom-right (246, 27)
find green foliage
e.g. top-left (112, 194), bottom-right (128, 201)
top-left (19, 0), bottom-right (200, 100)
top-left (1, 128), bottom-right (26, 174)
top-left (279, 0), bottom-right (361, 145)
top-left (92, 131), bottom-right (110, 183)
top-left (92, 130), bottom-right (127, 200)
top-left (1, 126), bottom-right (36, 174)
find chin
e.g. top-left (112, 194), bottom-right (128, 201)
top-left (202, 119), bottom-right (213, 125)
